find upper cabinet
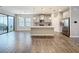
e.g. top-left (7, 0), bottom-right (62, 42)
top-left (33, 14), bottom-right (51, 22)
top-left (45, 16), bottom-right (51, 22)
top-left (63, 10), bottom-right (70, 18)
top-left (33, 16), bottom-right (39, 22)
top-left (32, 14), bottom-right (52, 26)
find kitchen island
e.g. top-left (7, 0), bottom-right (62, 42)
top-left (31, 26), bottom-right (54, 36)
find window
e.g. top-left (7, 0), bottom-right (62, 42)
top-left (3, 16), bottom-right (7, 33)
top-left (18, 17), bottom-right (25, 26)
top-left (18, 17), bottom-right (31, 27)
top-left (0, 15), bottom-right (4, 34)
top-left (25, 18), bottom-right (31, 27)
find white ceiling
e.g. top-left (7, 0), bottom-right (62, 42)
top-left (0, 6), bottom-right (69, 14)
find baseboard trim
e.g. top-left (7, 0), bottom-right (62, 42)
top-left (70, 36), bottom-right (79, 38)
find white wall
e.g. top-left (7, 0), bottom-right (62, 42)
top-left (70, 6), bottom-right (79, 37)
top-left (51, 12), bottom-right (63, 32)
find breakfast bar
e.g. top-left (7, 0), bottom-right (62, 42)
top-left (31, 26), bottom-right (54, 36)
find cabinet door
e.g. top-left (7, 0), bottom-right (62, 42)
top-left (45, 16), bottom-right (51, 22)
top-left (33, 16), bottom-right (39, 22)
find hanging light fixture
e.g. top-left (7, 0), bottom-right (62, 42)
top-left (33, 16), bottom-right (36, 20)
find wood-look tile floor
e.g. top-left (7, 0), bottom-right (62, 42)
top-left (32, 33), bottom-right (79, 53)
top-left (0, 32), bottom-right (79, 53)
top-left (0, 32), bottom-right (32, 53)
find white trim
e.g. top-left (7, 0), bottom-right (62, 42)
top-left (70, 36), bottom-right (79, 38)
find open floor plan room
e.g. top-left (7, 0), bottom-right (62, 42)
top-left (0, 6), bottom-right (79, 53)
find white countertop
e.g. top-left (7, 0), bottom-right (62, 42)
top-left (31, 26), bottom-right (54, 28)
top-left (31, 34), bottom-right (54, 36)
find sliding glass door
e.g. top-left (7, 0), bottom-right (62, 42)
top-left (0, 14), bottom-right (14, 34)
top-left (0, 14), bottom-right (7, 34)
top-left (0, 15), bottom-right (4, 34)
top-left (8, 16), bottom-right (14, 32)
top-left (3, 15), bottom-right (7, 33)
